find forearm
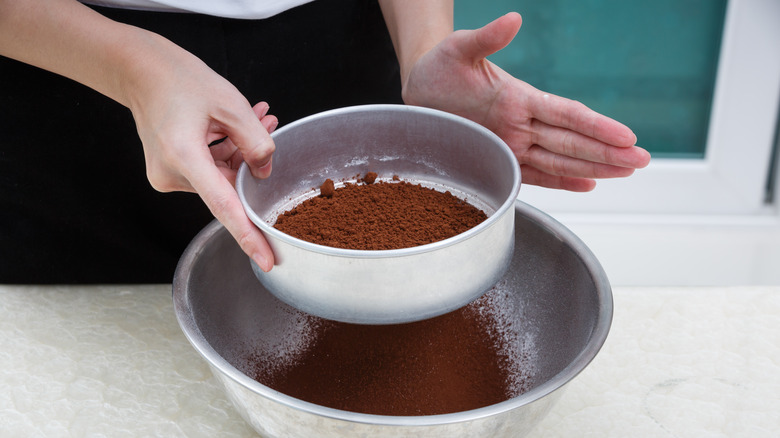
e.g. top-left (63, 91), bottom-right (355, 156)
top-left (0, 0), bottom-right (197, 111)
top-left (378, 0), bottom-right (453, 87)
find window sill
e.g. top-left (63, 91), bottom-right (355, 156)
top-left (543, 210), bottom-right (780, 287)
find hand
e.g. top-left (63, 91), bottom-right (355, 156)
top-left (402, 12), bottom-right (651, 191)
top-left (0, 0), bottom-right (279, 271)
top-left (128, 42), bottom-right (278, 271)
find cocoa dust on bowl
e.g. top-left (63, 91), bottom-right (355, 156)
top-left (172, 201), bottom-right (613, 438)
top-left (237, 104), bottom-right (522, 324)
top-left (255, 176), bottom-right (506, 417)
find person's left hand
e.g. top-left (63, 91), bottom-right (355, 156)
top-left (402, 12), bottom-right (651, 192)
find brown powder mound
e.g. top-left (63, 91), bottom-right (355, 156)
top-left (249, 290), bottom-right (529, 416)
top-left (273, 176), bottom-right (488, 250)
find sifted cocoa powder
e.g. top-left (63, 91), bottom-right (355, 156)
top-left (273, 174), bottom-right (488, 250)
top-left (248, 289), bottom-right (531, 416)
top-left (246, 173), bottom-right (528, 416)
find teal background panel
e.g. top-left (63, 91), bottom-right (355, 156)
top-left (454, 0), bottom-right (728, 158)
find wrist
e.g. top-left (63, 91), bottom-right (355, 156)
top-left (378, 0), bottom-right (453, 88)
top-left (114, 29), bottom-right (175, 112)
top-left (397, 30), bottom-right (448, 89)
top-left (114, 28), bottom-right (209, 120)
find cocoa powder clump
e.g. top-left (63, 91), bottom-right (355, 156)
top-left (319, 178), bottom-right (335, 198)
top-left (361, 171), bottom-right (378, 184)
top-left (274, 175), bottom-right (487, 250)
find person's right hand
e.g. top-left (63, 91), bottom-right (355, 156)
top-left (125, 32), bottom-right (279, 272)
top-left (0, 0), bottom-right (279, 271)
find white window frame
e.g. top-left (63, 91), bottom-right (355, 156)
top-left (514, 0), bottom-right (780, 286)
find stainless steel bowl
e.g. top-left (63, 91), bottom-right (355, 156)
top-left (237, 104), bottom-right (521, 324)
top-left (173, 200), bottom-right (613, 438)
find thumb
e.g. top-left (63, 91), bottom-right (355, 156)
top-left (222, 102), bottom-right (276, 179)
top-left (459, 12), bottom-right (522, 61)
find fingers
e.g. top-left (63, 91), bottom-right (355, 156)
top-left (519, 144), bottom-right (636, 182)
top-left (458, 12), bottom-right (522, 61)
top-left (209, 103), bottom-right (279, 185)
top-left (190, 101), bottom-right (280, 271)
top-left (520, 165), bottom-right (597, 192)
top-left (188, 161), bottom-right (275, 272)
top-left (516, 89), bottom-right (650, 186)
top-left (254, 101), bottom-right (279, 134)
top-left (530, 91), bottom-right (639, 148)
top-left (219, 101), bottom-right (276, 180)
top-left (530, 118), bottom-right (651, 169)
top-left (260, 114), bottom-right (279, 134)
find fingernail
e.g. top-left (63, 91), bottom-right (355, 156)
top-left (257, 102), bottom-right (270, 117)
top-left (621, 131), bottom-right (638, 146)
top-left (252, 158), bottom-right (273, 179)
top-left (253, 253), bottom-right (271, 272)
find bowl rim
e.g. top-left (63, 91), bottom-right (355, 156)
top-left (172, 199), bottom-right (614, 426)
top-left (236, 104), bottom-right (522, 258)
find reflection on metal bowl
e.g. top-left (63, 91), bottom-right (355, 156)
top-left (173, 200), bottom-right (612, 438)
top-left (237, 104), bottom-right (521, 324)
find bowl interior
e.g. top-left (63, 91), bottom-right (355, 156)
top-left (173, 200), bottom-right (612, 424)
top-left (238, 105), bottom-right (520, 240)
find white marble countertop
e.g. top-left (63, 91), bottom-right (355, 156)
top-left (1, 285), bottom-right (778, 437)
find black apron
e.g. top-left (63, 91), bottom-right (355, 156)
top-left (0, 0), bottom-right (402, 283)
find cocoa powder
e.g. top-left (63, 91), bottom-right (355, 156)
top-left (249, 289), bottom-right (531, 416)
top-left (273, 175), bottom-right (488, 250)
top-left (246, 174), bottom-right (527, 416)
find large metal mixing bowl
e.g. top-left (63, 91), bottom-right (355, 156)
top-left (173, 200), bottom-right (613, 438)
top-left (236, 104), bottom-right (521, 324)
